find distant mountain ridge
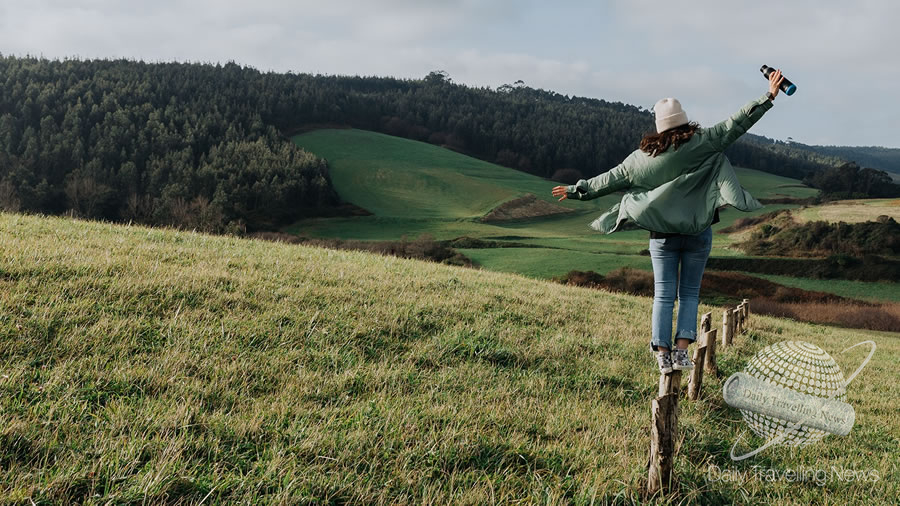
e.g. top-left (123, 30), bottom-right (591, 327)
top-left (741, 133), bottom-right (900, 176)
top-left (797, 144), bottom-right (900, 175)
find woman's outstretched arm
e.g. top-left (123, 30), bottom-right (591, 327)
top-left (551, 153), bottom-right (634, 201)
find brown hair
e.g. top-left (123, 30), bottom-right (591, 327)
top-left (639, 122), bottom-right (700, 157)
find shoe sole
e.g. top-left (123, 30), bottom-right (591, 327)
top-left (673, 363), bottom-right (694, 371)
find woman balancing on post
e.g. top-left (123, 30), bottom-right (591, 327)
top-left (552, 69), bottom-right (786, 375)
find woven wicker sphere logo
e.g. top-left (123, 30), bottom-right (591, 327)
top-left (741, 341), bottom-right (846, 447)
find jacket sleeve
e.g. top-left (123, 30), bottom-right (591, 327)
top-left (705, 93), bottom-right (774, 151)
top-left (565, 153), bottom-right (634, 201)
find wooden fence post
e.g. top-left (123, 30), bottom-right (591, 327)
top-left (701, 313), bottom-right (717, 377)
top-left (703, 328), bottom-right (717, 377)
top-left (742, 298), bottom-right (750, 327)
top-left (658, 370), bottom-right (682, 398)
top-left (687, 334), bottom-right (709, 401)
top-left (722, 309), bottom-right (733, 348)
top-left (687, 329), bottom-right (717, 401)
top-left (733, 307), bottom-right (742, 336)
top-left (700, 312), bottom-right (711, 334)
top-left (740, 303), bottom-right (747, 333)
top-left (647, 392), bottom-right (678, 495)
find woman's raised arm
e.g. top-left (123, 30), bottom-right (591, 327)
top-left (705, 69), bottom-right (784, 151)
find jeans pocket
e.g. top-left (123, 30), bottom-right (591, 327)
top-left (686, 227), bottom-right (712, 253)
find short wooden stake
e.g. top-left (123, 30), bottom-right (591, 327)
top-left (658, 370), bottom-right (682, 398)
top-left (687, 332), bottom-right (708, 400)
top-left (698, 312), bottom-right (716, 376)
top-left (722, 309), bottom-right (734, 348)
top-left (704, 328), bottom-right (718, 377)
top-left (647, 392), bottom-right (678, 495)
top-left (733, 307), bottom-right (742, 336)
top-left (700, 312), bottom-right (712, 334)
top-left (742, 298), bottom-right (750, 327)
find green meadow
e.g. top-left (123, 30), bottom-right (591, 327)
top-left (288, 130), bottom-right (898, 305)
top-left (1, 213), bottom-right (897, 504)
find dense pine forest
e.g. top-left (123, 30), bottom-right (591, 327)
top-left (0, 55), bottom-right (878, 232)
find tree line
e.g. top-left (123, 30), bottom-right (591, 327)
top-left (802, 162), bottom-right (900, 199)
top-left (0, 56), bottom-right (858, 232)
top-left (0, 56), bottom-right (338, 232)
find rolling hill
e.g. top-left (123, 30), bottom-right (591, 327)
top-left (1, 212), bottom-right (897, 503)
top-left (292, 129), bottom-right (583, 219)
top-left (289, 128), bottom-right (821, 279)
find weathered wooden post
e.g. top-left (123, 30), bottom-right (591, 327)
top-left (722, 309), bottom-right (734, 348)
top-left (649, 367), bottom-right (681, 495)
top-left (733, 307), bottom-right (742, 336)
top-left (701, 312), bottom-right (716, 376)
top-left (647, 391), bottom-right (678, 495)
top-left (687, 331), bottom-right (715, 400)
top-left (740, 303), bottom-right (747, 333)
top-left (742, 298), bottom-right (750, 327)
top-left (700, 312), bottom-right (711, 334)
top-left (658, 370), bottom-right (682, 398)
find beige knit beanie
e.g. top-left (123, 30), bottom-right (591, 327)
top-left (653, 98), bottom-right (689, 133)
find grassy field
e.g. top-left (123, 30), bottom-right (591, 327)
top-left (794, 198), bottom-right (900, 224)
top-left (1, 213), bottom-right (898, 504)
top-left (289, 129), bottom-right (811, 267)
top-left (750, 274), bottom-right (900, 303)
top-left (288, 129), bottom-right (900, 308)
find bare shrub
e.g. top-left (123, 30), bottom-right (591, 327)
top-left (602, 267), bottom-right (654, 296)
top-left (166, 196), bottom-right (225, 233)
top-left (560, 268), bottom-right (653, 296)
top-left (123, 193), bottom-right (155, 223)
top-left (0, 179), bottom-right (21, 212)
top-left (65, 175), bottom-right (114, 218)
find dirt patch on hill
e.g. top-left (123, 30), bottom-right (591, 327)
top-left (480, 194), bottom-right (574, 222)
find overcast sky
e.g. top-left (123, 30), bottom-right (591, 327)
top-left (2, 0), bottom-right (898, 147)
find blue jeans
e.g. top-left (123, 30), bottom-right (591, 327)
top-left (649, 226), bottom-right (712, 352)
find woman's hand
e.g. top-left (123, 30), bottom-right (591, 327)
top-left (768, 68), bottom-right (785, 100)
top-left (551, 185), bottom-right (569, 201)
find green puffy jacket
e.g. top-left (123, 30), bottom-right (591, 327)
top-left (565, 93), bottom-right (774, 235)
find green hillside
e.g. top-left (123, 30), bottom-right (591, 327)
top-left (293, 129), bottom-right (817, 221)
top-left (292, 129), bottom-right (592, 219)
top-left (289, 129), bottom-right (821, 279)
top-left (1, 213), bottom-right (897, 503)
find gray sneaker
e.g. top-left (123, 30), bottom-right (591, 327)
top-left (672, 348), bottom-right (693, 371)
top-left (656, 351), bottom-right (673, 374)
